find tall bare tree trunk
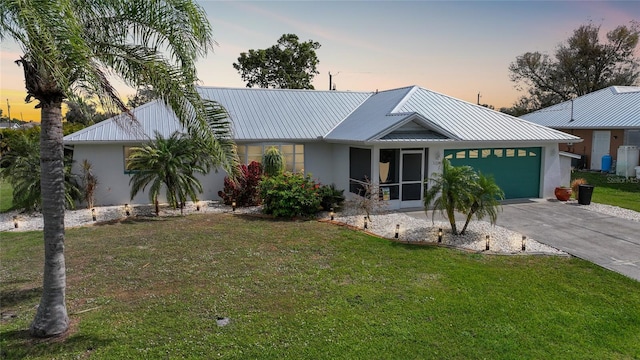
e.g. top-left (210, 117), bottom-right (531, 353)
top-left (30, 102), bottom-right (69, 337)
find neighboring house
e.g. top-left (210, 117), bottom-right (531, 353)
top-left (63, 85), bottom-right (579, 209)
top-left (521, 86), bottom-right (640, 171)
top-left (0, 122), bottom-right (20, 129)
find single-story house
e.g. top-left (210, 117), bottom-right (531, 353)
top-left (0, 122), bottom-right (21, 129)
top-left (520, 86), bottom-right (640, 171)
top-left (64, 85), bottom-right (580, 209)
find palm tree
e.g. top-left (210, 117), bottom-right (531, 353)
top-left (0, 0), bottom-right (238, 337)
top-left (459, 172), bottom-right (504, 235)
top-left (128, 131), bottom-right (210, 210)
top-left (0, 134), bottom-right (81, 211)
top-left (423, 159), bottom-right (479, 235)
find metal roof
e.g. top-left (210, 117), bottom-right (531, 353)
top-left (397, 87), bottom-right (578, 142)
top-left (323, 87), bottom-right (417, 142)
top-left (197, 87), bottom-right (370, 140)
top-left (63, 100), bottom-right (184, 143)
top-left (64, 87), bottom-right (371, 143)
top-left (65, 85), bottom-right (579, 144)
top-left (520, 86), bottom-right (640, 129)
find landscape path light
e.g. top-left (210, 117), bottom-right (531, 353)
top-left (13, 216), bottom-right (18, 229)
top-left (522, 235), bottom-right (527, 251)
top-left (91, 208), bottom-right (97, 222)
top-left (394, 224), bottom-right (400, 239)
top-left (231, 200), bottom-right (236, 212)
top-left (364, 216), bottom-right (368, 229)
top-left (329, 208), bottom-right (335, 221)
top-left (485, 235), bottom-right (490, 251)
top-left (438, 228), bottom-right (443, 243)
top-left (124, 203), bottom-right (131, 217)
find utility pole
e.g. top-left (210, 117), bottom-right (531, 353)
top-left (477, 92), bottom-right (481, 105)
top-left (328, 71), bottom-right (339, 91)
top-left (6, 98), bottom-right (11, 121)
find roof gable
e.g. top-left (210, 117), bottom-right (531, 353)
top-left (521, 86), bottom-right (640, 129)
top-left (397, 87), bottom-right (577, 142)
top-left (63, 100), bottom-right (183, 143)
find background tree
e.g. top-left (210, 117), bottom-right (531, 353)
top-left (0, 0), bottom-right (238, 337)
top-left (64, 97), bottom-right (114, 125)
top-left (127, 86), bottom-right (159, 108)
top-left (233, 33), bottom-right (321, 89)
top-left (507, 22), bottom-right (640, 112)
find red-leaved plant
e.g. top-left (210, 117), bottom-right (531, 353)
top-left (218, 161), bottom-right (263, 206)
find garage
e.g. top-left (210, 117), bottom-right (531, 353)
top-left (444, 147), bottom-right (542, 199)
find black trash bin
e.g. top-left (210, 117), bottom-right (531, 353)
top-left (578, 184), bottom-right (595, 205)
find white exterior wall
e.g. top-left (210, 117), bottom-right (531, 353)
top-left (540, 143), bottom-right (562, 198)
top-left (72, 141), bottom-right (564, 207)
top-left (72, 143), bottom-right (227, 206)
top-left (71, 143), bottom-right (142, 206)
top-left (329, 144), bottom-right (352, 195)
top-left (303, 142), bottom-right (339, 186)
top-left (559, 156), bottom-right (574, 188)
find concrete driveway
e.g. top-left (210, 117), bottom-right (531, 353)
top-left (406, 199), bottom-right (640, 282)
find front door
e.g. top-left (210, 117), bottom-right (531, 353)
top-left (400, 150), bottom-right (424, 208)
top-left (591, 131), bottom-right (611, 170)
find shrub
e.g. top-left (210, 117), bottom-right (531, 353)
top-left (80, 159), bottom-right (98, 209)
top-left (0, 133), bottom-right (81, 211)
top-left (345, 178), bottom-right (388, 220)
top-left (258, 172), bottom-right (321, 218)
top-left (262, 146), bottom-right (284, 177)
top-left (571, 178), bottom-right (587, 199)
top-left (218, 161), bottom-right (263, 206)
top-left (318, 183), bottom-right (345, 211)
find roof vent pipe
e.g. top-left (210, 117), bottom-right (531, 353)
top-left (569, 99), bottom-right (574, 122)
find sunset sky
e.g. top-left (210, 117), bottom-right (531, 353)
top-left (1, 0), bottom-right (638, 123)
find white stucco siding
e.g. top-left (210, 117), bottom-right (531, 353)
top-left (71, 143), bottom-right (228, 206)
top-left (540, 144), bottom-right (562, 198)
top-left (330, 144), bottom-right (352, 198)
top-left (71, 143), bottom-right (148, 206)
top-left (302, 142), bottom-right (337, 186)
top-left (196, 170), bottom-right (226, 203)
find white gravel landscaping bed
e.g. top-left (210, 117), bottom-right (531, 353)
top-left (3, 199), bottom-right (638, 256)
top-left (326, 211), bottom-right (567, 256)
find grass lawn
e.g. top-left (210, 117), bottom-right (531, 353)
top-left (0, 179), bottom-right (12, 213)
top-left (572, 171), bottom-right (640, 212)
top-left (2, 214), bottom-right (639, 359)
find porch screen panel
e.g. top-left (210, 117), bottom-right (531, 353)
top-left (349, 147), bottom-right (371, 195)
top-left (401, 152), bottom-right (423, 201)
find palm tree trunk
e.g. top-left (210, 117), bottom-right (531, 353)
top-left (460, 210), bottom-right (475, 235)
top-left (446, 190), bottom-right (458, 235)
top-left (30, 102), bottom-right (69, 337)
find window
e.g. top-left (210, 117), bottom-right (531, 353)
top-left (123, 146), bottom-right (137, 173)
top-left (236, 143), bottom-right (305, 173)
top-left (247, 145), bottom-right (263, 164)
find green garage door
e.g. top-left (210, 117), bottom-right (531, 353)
top-left (444, 147), bottom-right (541, 199)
